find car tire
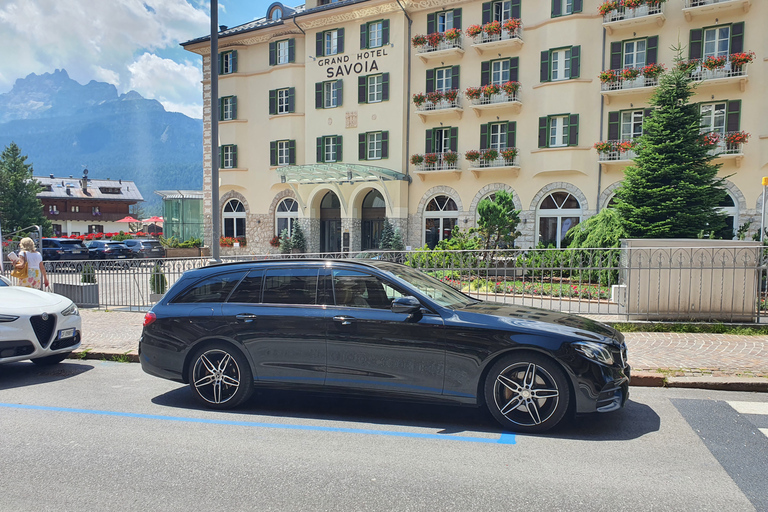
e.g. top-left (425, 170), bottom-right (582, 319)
top-left (31, 352), bottom-right (70, 365)
top-left (188, 343), bottom-right (254, 409)
top-left (483, 352), bottom-right (570, 434)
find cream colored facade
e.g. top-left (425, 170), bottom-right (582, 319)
top-left (182, 0), bottom-right (766, 253)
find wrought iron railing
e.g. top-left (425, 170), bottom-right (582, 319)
top-left (415, 96), bottom-right (462, 112)
top-left (468, 89), bottom-right (521, 106)
top-left (687, 59), bottom-right (749, 82)
top-left (472, 27), bottom-right (522, 44)
top-left (415, 153), bottom-right (460, 172)
top-left (415, 36), bottom-right (463, 54)
top-left (597, 140), bottom-right (639, 161)
top-left (603, 2), bottom-right (664, 23)
top-left (684, 0), bottom-right (738, 7)
top-left (601, 73), bottom-right (659, 92)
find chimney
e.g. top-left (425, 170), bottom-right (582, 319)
top-left (66, 187), bottom-right (71, 196)
top-left (81, 169), bottom-right (89, 192)
top-left (49, 174), bottom-right (54, 179)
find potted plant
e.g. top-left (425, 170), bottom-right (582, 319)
top-left (502, 18), bottom-right (521, 35)
top-left (443, 151), bottom-right (459, 165)
top-left (413, 92), bottom-right (427, 107)
top-left (725, 131), bottom-right (749, 145)
top-left (500, 148), bottom-right (518, 163)
top-left (279, 229), bottom-right (292, 254)
top-left (269, 235), bottom-right (281, 248)
top-left (676, 59), bottom-right (699, 73)
top-left (481, 148), bottom-right (499, 162)
top-left (150, 262), bottom-right (167, 302)
top-left (623, 0), bottom-right (643, 8)
top-left (291, 224), bottom-right (307, 253)
top-left (424, 153), bottom-right (438, 165)
top-left (622, 67), bottom-right (641, 80)
top-left (599, 69), bottom-right (619, 84)
top-left (426, 90), bottom-right (443, 105)
top-left (617, 140), bottom-right (638, 152)
top-left (411, 34), bottom-right (428, 47)
top-left (426, 32), bottom-right (443, 47)
top-left (464, 86), bottom-right (482, 100)
top-left (598, 0), bottom-right (620, 16)
top-left (501, 81), bottom-right (520, 96)
top-left (641, 62), bottom-right (665, 79)
top-left (410, 154), bottom-right (424, 166)
top-left (481, 83), bottom-right (501, 96)
top-left (443, 89), bottom-right (459, 103)
top-left (702, 132), bottom-right (721, 146)
top-left (465, 24), bottom-right (483, 38)
top-left (702, 55), bottom-right (727, 70)
top-left (57, 263), bottom-right (99, 307)
top-left (464, 149), bottom-right (481, 162)
top-left (483, 20), bottom-right (502, 36)
top-left (593, 141), bottom-right (614, 153)
top-left (443, 28), bottom-right (462, 43)
top-left (729, 51), bottom-right (755, 68)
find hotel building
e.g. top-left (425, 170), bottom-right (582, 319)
top-left (181, 0), bottom-right (764, 253)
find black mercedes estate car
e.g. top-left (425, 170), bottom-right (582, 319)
top-left (139, 259), bottom-right (630, 433)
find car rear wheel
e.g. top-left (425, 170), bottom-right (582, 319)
top-left (188, 343), bottom-right (253, 409)
top-left (484, 352), bottom-right (570, 433)
top-left (31, 352), bottom-right (70, 365)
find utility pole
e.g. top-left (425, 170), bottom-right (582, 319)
top-left (210, 0), bottom-right (221, 263)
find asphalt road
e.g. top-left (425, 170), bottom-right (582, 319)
top-left (1, 361), bottom-right (766, 512)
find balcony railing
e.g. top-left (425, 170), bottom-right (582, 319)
top-left (601, 73), bottom-right (659, 92)
top-left (415, 36), bottom-right (463, 54)
top-left (415, 96), bottom-right (462, 112)
top-left (684, 0), bottom-right (740, 7)
top-left (472, 156), bottom-right (519, 168)
top-left (602, 2), bottom-right (664, 23)
top-left (415, 153), bottom-right (460, 173)
top-left (473, 27), bottom-right (521, 45)
top-left (706, 132), bottom-right (746, 156)
top-left (686, 59), bottom-right (749, 83)
top-left (597, 140), bottom-right (638, 162)
top-left (468, 90), bottom-right (521, 106)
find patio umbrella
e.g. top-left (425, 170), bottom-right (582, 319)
top-left (142, 216), bottom-right (164, 224)
top-left (116, 216), bottom-right (140, 223)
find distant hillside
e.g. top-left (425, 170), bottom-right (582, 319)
top-left (0, 69), bottom-right (203, 211)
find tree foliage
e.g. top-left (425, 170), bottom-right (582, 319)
top-left (613, 48), bottom-right (728, 238)
top-left (0, 142), bottom-right (51, 235)
top-left (291, 223), bottom-right (307, 253)
top-left (475, 190), bottom-right (521, 249)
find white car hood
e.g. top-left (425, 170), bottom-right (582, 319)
top-left (0, 287), bottom-right (69, 311)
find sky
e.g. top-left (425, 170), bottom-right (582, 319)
top-left (0, 0), bottom-right (276, 119)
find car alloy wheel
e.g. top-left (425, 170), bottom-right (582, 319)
top-left (484, 353), bottom-right (569, 433)
top-left (189, 344), bottom-right (253, 409)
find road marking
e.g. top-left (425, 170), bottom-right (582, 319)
top-left (727, 401), bottom-right (768, 415)
top-left (0, 402), bottom-right (515, 445)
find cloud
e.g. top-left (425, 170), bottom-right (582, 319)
top-left (0, 0), bottom-right (209, 117)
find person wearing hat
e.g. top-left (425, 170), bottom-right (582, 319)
top-left (14, 237), bottom-right (49, 289)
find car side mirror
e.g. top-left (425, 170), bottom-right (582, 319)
top-left (391, 296), bottom-right (421, 314)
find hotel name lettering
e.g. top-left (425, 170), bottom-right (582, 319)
top-left (320, 48), bottom-right (388, 78)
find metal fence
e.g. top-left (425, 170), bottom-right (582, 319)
top-left (3, 245), bottom-right (766, 323)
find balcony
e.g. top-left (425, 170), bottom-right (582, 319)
top-left (412, 152), bottom-right (461, 180)
top-left (468, 89), bottom-right (522, 117)
top-left (468, 25), bottom-right (523, 55)
top-left (706, 131), bottom-right (747, 167)
top-left (466, 150), bottom-right (520, 178)
top-left (685, 57), bottom-right (750, 92)
top-left (414, 93), bottom-right (463, 122)
top-left (683, 0), bottom-right (751, 21)
top-left (46, 211), bottom-right (127, 222)
top-left (596, 140), bottom-right (638, 168)
top-left (602, 2), bottom-right (666, 34)
top-left (600, 68), bottom-right (661, 104)
top-left (414, 35), bottom-right (464, 63)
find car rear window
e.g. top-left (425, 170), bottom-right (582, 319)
top-left (173, 271), bottom-right (247, 304)
top-left (262, 268), bottom-right (319, 305)
top-left (59, 240), bottom-right (86, 247)
top-left (143, 241), bottom-right (162, 248)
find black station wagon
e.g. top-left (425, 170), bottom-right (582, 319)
top-left (139, 259), bottom-right (630, 433)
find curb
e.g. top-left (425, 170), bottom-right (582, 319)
top-left (69, 349), bottom-right (139, 364)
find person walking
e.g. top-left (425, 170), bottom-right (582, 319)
top-left (14, 237), bottom-right (49, 289)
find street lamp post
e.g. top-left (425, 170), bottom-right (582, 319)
top-left (209, 0), bottom-right (220, 263)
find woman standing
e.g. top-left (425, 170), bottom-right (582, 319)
top-left (15, 237), bottom-right (49, 289)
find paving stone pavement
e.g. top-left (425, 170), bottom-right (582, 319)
top-left (77, 310), bottom-right (768, 379)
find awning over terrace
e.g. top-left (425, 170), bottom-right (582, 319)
top-left (276, 164), bottom-right (408, 184)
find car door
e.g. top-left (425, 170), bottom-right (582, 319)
top-left (221, 266), bottom-right (329, 386)
top-left (325, 268), bottom-right (446, 397)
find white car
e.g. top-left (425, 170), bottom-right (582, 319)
top-left (0, 283), bottom-right (82, 365)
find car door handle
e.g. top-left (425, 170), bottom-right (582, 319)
top-left (236, 313), bottom-right (258, 321)
top-left (333, 315), bottom-right (355, 325)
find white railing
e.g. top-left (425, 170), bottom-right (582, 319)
top-left (597, 141), bottom-right (638, 162)
top-left (472, 27), bottom-right (522, 45)
top-left (601, 73), bottom-right (659, 92)
top-left (684, 0), bottom-right (738, 7)
top-left (705, 132), bottom-right (745, 156)
top-left (416, 96), bottom-right (462, 112)
top-left (603, 2), bottom-right (664, 23)
top-left (469, 90), bottom-right (521, 106)
top-left (416, 36), bottom-right (463, 54)
top-left (472, 155), bottom-right (519, 168)
top-left (416, 153), bottom-right (460, 172)
top-left (688, 60), bottom-right (749, 82)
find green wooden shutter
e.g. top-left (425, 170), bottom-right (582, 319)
top-left (218, 98), bottom-right (223, 121)
top-left (359, 133), bottom-right (367, 160)
top-left (289, 140), bottom-right (296, 165)
top-left (506, 122), bottom-right (516, 148)
top-left (646, 36), bottom-right (659, 64)
top-left (480, 123), bottom-right (489, 150)
top-left (450, 127), bottom-right (458, 152)
top-left (358, 76), bottom-right (367, 103)
top-left (288, 88), bottom-right (295, 113)
top-left (510, 57), bottom-right (519, 82)
top-left (231, 96), bottom-right (237, 120)
top-left (232, 145), bottom-right (237, 168)
top-left (573, 0), bottom-right (583, 13)
top-left (730, 22), bottom-right (745, 54)
top-left (568, 114), bottom-right (579, 146)
top-left (316, 32), bottom-right (324, 57)
top-left (453, 9), bottom-right (462, 29)
top-left (540, 51), bottom-right (550, 82)
top-left (689, 29), bottom-right (703, 60)
top-left (726, 100), bottom-right (741, 132)
top-left (481, 61), bottom-right (491, 86)
top-left (315, 82), bottom-right (323, 109)
top-left (610, 42), bottom-right (623, 70)
top-left (219, 145), bottom-right (224, 168)
top-left (231, 51), bottom-right (238, 73)
top-left (608, 111), bottom-right (620, 140)
top-left (382, 73), bottom-right (390, 101)
top-left (218, 53), bottom-right (223, 75)
top-left (451, 66), bottom-right (460, 89)
top-left (426, 69), bottom-right (435, 93)
top-left (570, 45), bottom-right (580, 78)
top-left (481, 2), bottom-right (491, 24)
top-left (317, 137), bottom-right (324, 163)
top-left (511, 0), bottom-right (521, 19)
top-left (425, 129), bottom-right (434, 153)
top-left (538, 117), bottom-right (548, 148)
top-left (269, 42), bottom-right (276, 66)
top-left (336, 80), bottom-right (343, 107)
top-left (270, 141), bottom-right (277, 166)
top-left (269, 90), bottom-right (276, 115)
top-left (288, 39), bottom-right (295, 63)
top-left (381, 131), bottom-right (389, 159)
top-left (360, 23), bottom-right (368, 49)
top-left (336, 136), bottom-right (343, 161)
top-left (382, 20), bottom-right (390, 45)
top-left (552, 0), bottom-right (562, 17)
top-left (338, 28), bottom-right (345, 53)
top-left (427, 13), bottom-right (436, 34)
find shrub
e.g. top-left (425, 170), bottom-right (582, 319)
top-left (410, 154), bottom-right (424, 165)
top-left (150, 262), bottom-right (167, 295)
top-left (464, 86), bottom-right (482, 100)
top-left (292, 223), bottom-right (307, 253)
top-left (279, 228), bottom-right (292, 254)
top-left (464, 150), bottom-right (481, 162)
top-left (81, 264), bottom-right (96, 284)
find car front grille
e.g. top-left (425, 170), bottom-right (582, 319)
top-left (51, 332), bottom-right (80, 351)
top-left (30, 314), bottom-right (56, 349)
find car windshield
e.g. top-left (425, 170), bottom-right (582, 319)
top-left (375, 263), bottom-right (478, 309)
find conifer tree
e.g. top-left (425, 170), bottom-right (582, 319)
top-left (279, 228), bottom-right (292, 253)
top-left (0, 143), bottom-right (51, 235)
top-left (291, 223), bottom-right (307, 252)
top-left (613, 48), bottom-right (727, 238)
top-left (390, 228), bottom-right (405, 251)
top-left (379, 219), bottom-right (395, 249)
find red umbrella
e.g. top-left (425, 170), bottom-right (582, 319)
top-left (142, 216), bottom-right (164, 224)
top-left (116, 216), bottom-right (140, 223)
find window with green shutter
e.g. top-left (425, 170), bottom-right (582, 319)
top-left (317, 135), bottom-right (343, 163)
top-left (359, 131), bottom-right (389, 160)
top-left (220, 145), bottom-right (237, 168)
top-left (551, 0), bottom-right (582, 18)
top-left (317, 28), bottom-right (344, 57)
top-left (271, 39), bottom-right (295, 66)
top-left (271, 140), bottom-right (296, 166)
top-left (220, 96), bottom-right (237, 121)
top-left (361, 20), bottom-right (389, 49)
top-left (538, 114), bottom-right (578, 148)
top-left (358, 73), bottom-right (389, 103)
top-left (541, 46), bottom-right (580, 82)
top-left (270, 88), bottom-right (294, 115)
top-left (219, 50), bottom-right (237, 75)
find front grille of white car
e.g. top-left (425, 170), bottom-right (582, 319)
top-left (30, 314), bottom-right (56, 349)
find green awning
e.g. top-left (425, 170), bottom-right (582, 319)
top-left (277, 163), bottom-right (408, 184)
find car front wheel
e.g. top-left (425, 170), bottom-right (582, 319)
top-left (188, 343), bottom-right (253, 409)
top-left (484, 352), bottom-right (570, 433)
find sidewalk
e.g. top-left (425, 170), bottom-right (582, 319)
top-left (75, 310), bottom-right (768, 391)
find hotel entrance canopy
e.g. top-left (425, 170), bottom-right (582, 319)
top-left (277, 164), bottom-right (408, 184)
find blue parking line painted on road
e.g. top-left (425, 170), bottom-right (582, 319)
top-left (0, 402), bottom-right (515, 445)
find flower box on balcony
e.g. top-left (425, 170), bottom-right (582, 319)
top-left (413, 30), bottom-right (464, 61)
top-left (467, 86), bottom-right (522, 117)
top-left (467, 21), bottom-right (523, 55)
top-left (467, 148), bottom-right (520, 177)
top-left (683, 0), bottom-right (752, 22)
top-left (415, 91), bottom-right (463, 121)
top-left (412, 152), bottom-right (462, 180)
top-left (601, 0), bottom-right (666, 34)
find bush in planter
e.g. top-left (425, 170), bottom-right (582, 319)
top-left (593, 141), bottom-right (615, 153)
top-left (443, 151), bottom-right (459, 165)
top-left (702, 55), bottom-right (727, 71)
top-left (599, 69), bottom-right (619, 83)
top-left (443, 28), bottom-right (461, 42)
top-left (390, 229), bottom-right (405, 251)
top-left (292, 223), bottom-right (307, 253)
top-left (500, 148), bottom-right (518, 162)
top-left (464, 150), bottom-right (481, 162)
top-left (426, 90), bottom-right (443, 104)
top-left (411, 34), bottom-right (428, 47)
top-left (150, 262), bottom-right (167, 295)
top-left (501, 81), bottom-right (520, 96)
top-left (443, 89), bottom-right (459, 103)
top-left (622, 67), bottom-right (641, 80)
top-left (597, 0), bottom-right (619, 15)
top-left (424, 153), bottom-right (438, 165)
top-left (426, 32), bottom-right (443, 46)
top-left (179, 237), bottom-right (202, 248)
top-left (483, 20), bottom-right (501, 36)
top-left (481, 83), bottom-right (500, 96)
top-left (725, 131), bottom-right (749, 145)
top-left (502, 18), bottom-right (521, 34)
top-left (481, 149), bottom-right (499, 162)
top-left (623, 0), bottom-right (642, 8)
top-left (379, 220), bottom-right (395, 250)
top-left (465, 24), bottom-right (483, 38)
top-left (412, 92), bottom-right (426, 107)
top-left (269, 235), bottom-right (280, 248)
top-left (464, 87), bottom-right (482, 100)
top-left (81, 264), bottom-right (96, 284)
top-left (729, 51), bottom-right (755, 68)
top-left (410, 154), bottom-right (424, 166)
top-left (676, 59), bottom-right (699, 73)
top-left (641, 63), bottom-right (666, 79)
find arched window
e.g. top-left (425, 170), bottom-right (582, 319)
top-left (270, 7), bottom-right (282, 20)
top-left (718, 193), bottom-right (738, 239)
top-left (276, 198), bottom-right (299, 237)
top-left (424, 195), bottom-right (458, 249)
top-left (536, 191), bottom-right (581, 248)
top-left (223, 199), bottom-right (246, 238)
top-left (362, 190), bottom-right (386, 250)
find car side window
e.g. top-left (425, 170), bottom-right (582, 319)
top-left (227, 270), bottom-right (264, 303)
top-left (262, 268), bottom-right (319, 305)
top-left (173, 271), bottom-right (247, 304)
top-left (332, 270), bottom-right (402, 309)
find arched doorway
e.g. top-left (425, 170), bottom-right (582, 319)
top-left (320, 191), bottom-right (341, 252)
top-left (361, 190), bottom-right (386, 250)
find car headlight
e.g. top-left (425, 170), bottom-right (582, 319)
top-left (61, 303), bottom-right (79, 317)
top-left (0, 314), bottom-right (19, 323)
top-left (573, 341), bottom-right (614, 365)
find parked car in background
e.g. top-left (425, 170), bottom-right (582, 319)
top-left (139, 259), bottom-right (630, 433)
top-left (85, 240), bottom-right (133, 260)
top-left (41, 238), bottom-right (89, 261)
top-left (0, 285), bottom-right (81, 365)
top-left (123, 239), bottom-right (165, 259)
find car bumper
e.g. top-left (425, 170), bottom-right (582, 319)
top-left (138, 336), bottom-right (186, 383)
top-left (0, 314), bottom-right (82, 364)
top-left (571, 360), bottom-right (631, 415)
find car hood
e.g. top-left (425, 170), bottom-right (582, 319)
top-left (0, 287), bottom-right (69, 311)
top-left (452, 301), bottom-right (623, 345)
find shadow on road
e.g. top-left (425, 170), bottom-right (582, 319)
top-left (151, 385), bottom-right (660, 441)
top-left (0, 360), bottom-right (93, 391)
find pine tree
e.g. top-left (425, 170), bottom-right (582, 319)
top-left (390, 228), bottom-right (405, 251)
top-left (291, 223), bottom-right (307, 253)
top-left (0, 143), bottom-right (51, 235)
top-left (613, 48), bottom-right (727, 238)
top-left (279, 228), bottom-right (292, 253)
top-left (379, 219), bottom-right (395, 249)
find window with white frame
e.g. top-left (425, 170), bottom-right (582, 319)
top-left (367, 74), bottom-right (383, 103)
top-left (623, 39), bottom-right (646, 69)
top-left (324, 81), bottom-right (339, 108)
top-left (424, 195), bottom-right (458, 249)
top-left (368, 21), bottom-right (383, 48)
top-left (277, 40), bottom-right (290, 65)
top-left (325, 136), bottom-right (339, 162)
top-left (437, 11), bottom-right (454, 32)
top-left (222, 145), bottom-right (237, 168)
top-left (221, 96), bottom-right (236, 121)
top-left (277, 141), bottom-right (291, 166)
top-left (325, 30), bottom-right (339, 56)
top-left (276, 198), bottom-right (299, 237)
top-left (433, 127), bottom-right (451, 153)
top-left (491, 59), bottom-right (511, 85)
top-left (551, 48), bottom-right (572, 81)
top-left (367, 132), bottom-right (383, 160)
top-left (221, 51), bottom-right (236, 74)
top-left (537, 191), bottom-right (581, 248)
top-left (223, 199), bottom-right (246, 238)
top-left (700, 102), bottom-right (726, 136)
top-left (435, 67), bottom-right (453, 92)
top-left (554, 0), bottom-right (574, 16)
top-left (489, 123), bottom-right (506, 151)
top-left (492, 1), bottom-right (511, 22)
top-left (277, 88), bottom-right (290, 114)
top-left (703, 26), bottom-right (730, 59)
top-left (549, 116), bottom-right (569, 147)
top-left (621, 110), bottom-right (644, 140)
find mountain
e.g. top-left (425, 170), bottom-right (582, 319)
top-left (0, 69), bottom-right (203, 211)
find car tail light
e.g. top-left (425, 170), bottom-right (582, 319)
top-left (143, 312), bottom-right (156, 327)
